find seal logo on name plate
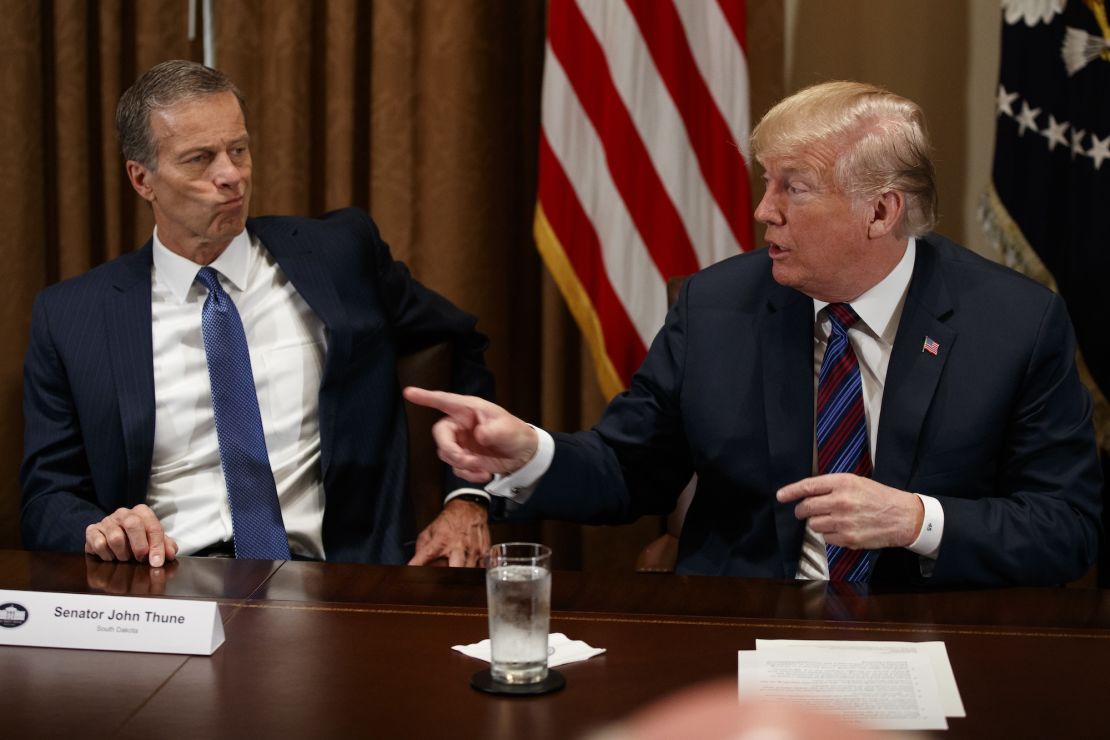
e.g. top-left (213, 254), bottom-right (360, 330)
top-left (0, 603), bottom-right (28, 628)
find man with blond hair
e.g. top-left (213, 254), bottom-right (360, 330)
top-left (407, 81), bottom-right (1102, 586)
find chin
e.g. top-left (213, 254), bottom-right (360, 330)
top-left (212, 218), bottom-right (246, 238)
top-left (770, 262), bottom-right (800, 289)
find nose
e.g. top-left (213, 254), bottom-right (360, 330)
top-left (753, 189), bottom-right (782, 226)
top-left (211, 152), bottom-right (242, 190)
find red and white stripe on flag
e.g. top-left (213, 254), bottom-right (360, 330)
top-left (535, 0), bottom-right (754, 399)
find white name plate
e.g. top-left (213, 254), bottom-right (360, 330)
top-left (0, 589), bottom-right (225, 655)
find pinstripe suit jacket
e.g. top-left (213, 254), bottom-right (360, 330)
top-left (20, 208), bottom-right (492, 563)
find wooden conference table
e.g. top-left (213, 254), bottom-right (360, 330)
top-left (2, 549), bottom-right (1109, 739)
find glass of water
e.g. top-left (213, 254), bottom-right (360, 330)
top-left (485, 542), bottom-right (552, 685)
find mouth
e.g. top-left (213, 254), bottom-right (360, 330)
top-left (218, 196), bottom-right (244, 210)
top-left (767, 241), bottom-right (788, 258)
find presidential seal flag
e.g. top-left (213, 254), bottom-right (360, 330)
top-left (535, 0), bottom-right (754, 398)
top-left (981, 0), bottom-right (1110, 449)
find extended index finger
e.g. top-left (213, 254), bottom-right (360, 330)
top-left (402, 387), bottom-right (481, 418)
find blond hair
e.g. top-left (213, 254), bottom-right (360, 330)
top-left (750, 81), bottom-right (937, 236)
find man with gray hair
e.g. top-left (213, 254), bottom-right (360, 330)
top-left (21, 60), bottom-right (495, 567)
top-left (406, 81), bottom-right (1102, 586)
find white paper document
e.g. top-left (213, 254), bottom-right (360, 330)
top-left (738, 639), bottom-right (964, 731)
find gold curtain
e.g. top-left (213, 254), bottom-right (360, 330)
top-left (1, 0), bottom-right (781, 571)
top-left (214, 0), bottom-right (549, 423)
top-left (0, 0), bottom-right (194, 553)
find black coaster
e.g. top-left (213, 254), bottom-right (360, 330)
top-left (470, 668), bottom-right (566, 696)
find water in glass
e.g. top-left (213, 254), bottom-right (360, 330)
top-left (487, 562), bottom-right (551, 683)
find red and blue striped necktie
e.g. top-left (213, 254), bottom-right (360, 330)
top-left (816, 303), bottom-right (875, 582)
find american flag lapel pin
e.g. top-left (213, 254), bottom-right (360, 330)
top-left (922, 336), bottom-right (940, 356)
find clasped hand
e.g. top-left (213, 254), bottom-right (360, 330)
top-left (777, 473), bottom-right (924, 550)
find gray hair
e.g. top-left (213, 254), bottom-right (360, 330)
top-left (116, 59), bottom-right (247, 169)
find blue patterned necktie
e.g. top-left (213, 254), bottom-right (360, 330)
top-left (195, 266), bottom-right (291, 560)
top-left (816, 303), bottom-right (875, 582)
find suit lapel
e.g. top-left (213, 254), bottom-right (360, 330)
top-left (105, 245), bottom-right (156, 502)
top-left (873, 238), bottom-right (956, 492)
top-left (248, 217), bottom-right (350, 334)
top-left (248, 217), bottom-right (349, 480)
top-left (760, 286), bottom-right (815, 577)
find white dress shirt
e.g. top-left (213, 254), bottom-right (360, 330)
top-left (489, 237), bottom-right (944, 578)
top-left (146, 228), bottom-right (328, 558)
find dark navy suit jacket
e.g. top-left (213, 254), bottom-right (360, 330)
top-left (21, 208), bottom-right (493, 563)
top-left (520, 234), bottom-right (1102, 586)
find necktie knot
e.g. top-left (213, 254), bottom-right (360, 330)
top-left (826, 303), bottom-right (860, 335)
top-left (196, 267), bottom-right (229, 312)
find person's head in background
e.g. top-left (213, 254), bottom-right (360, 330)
top-left (584, 679), bottom-right (897, 740)
top-left (116, 60), bottom-right (251, 264)
top-left (751, 80), bottom-right (938, 303)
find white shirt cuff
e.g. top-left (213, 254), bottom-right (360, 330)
top-left (443, 488), bottom-right (491, 505)
top-left (484, 426), bottom-right (554, 504)
top-left (907, 493), bottom-right (943, 559)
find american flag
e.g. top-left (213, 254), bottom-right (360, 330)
top-left (981, 0), bottom-right (1108, 450)
top-left (534, 0), bottom-right (754, 398)
top-left (923, 336), bottom-right (940, 356)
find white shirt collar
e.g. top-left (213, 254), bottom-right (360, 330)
top-left (812, 236), bottom-right (917, 344)
top-left (151, 227), bottom-right (254, 304)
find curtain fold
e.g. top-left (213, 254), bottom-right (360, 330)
top-left (0, 0), bottom-right (191, 551)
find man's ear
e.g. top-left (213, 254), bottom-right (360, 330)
top-left (867, 190), bottom-right (905, 239)
top-left (125, 160), bottom-right (156, 202)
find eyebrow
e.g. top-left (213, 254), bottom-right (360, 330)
top-left (176, 136), bottom-right (250, 158)
top-left (764, 164), bottom-right (820, 183)
top-left (176, 146), bottom-right (212, 159)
